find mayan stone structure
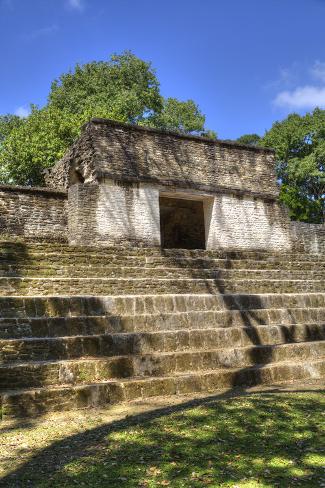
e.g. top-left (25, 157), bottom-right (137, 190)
top-left (44, 119), bottom-right (305, 251)
top-left (0, 119), bottom-right (324, 418)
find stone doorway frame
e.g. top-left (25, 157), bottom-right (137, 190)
top-left (158, 190), bottom-right (214, 250)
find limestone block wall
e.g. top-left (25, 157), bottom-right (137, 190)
top-left (90, 121), bottom-right (278, 196)
top-left (1, 180), bottom-right (322, 254)
top-left (45, 119), bottom-right (279, 199)
top-left (0, 185), bottom-right (67, 241)
top-left (68, 181), bottom-right (293, 252)
top-left (204, 194), bottom-right (292, 251)
top-left (291, 221), bottom-right (325, 253)
top-left (68, 181), bottom-right (160, 247)
top-left (44, 127), bottom-right (98, 191)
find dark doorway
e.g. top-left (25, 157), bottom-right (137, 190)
top-left (159, 196), bottom-right (206, 249)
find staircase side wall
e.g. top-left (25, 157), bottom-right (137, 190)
top-left (291, 221), bottom-right (325, 253)
top-left (0, 185), bottom-right (67, 241)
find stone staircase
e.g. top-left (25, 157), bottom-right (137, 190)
top-left (0, 240), bottom-right (324, 418)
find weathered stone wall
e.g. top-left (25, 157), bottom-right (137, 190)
top-left (68, 181), bottom-right (160, 247)
top-left (92, 121), bottom-right (278, 197)
top-left (291, 221), bottom-right (325, 253)
top-left (44, 119), bottom-right (294, 251)
top-left (25, 119), bottom-right (325, 253)
top-left (44, 127), bottom-right (97, 190)
top-left (204, 194), bottom-right (292, 251)
top-left (45, 119), bottom-right (278, 198)
top-left (0, 185), bottom-right (67, 241)
top-left (68, 180), bottom-right (293, 251)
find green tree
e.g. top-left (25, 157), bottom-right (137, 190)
top-left (236, 133), bottom-right (261, 146)
top-left (145, 97), bottom-right (215, 137)
top-left (0, 114), bottom-right (24, 144)
top-left (0, 114), bottom-right (26, 182)
top-left (48, 51), bottom-right (163, 122)
top-left (0, 106), bottom-right (82, 185)
top-left (0, 51), bottom-right (213, 185)
top-left (262, 109), bottom-right (325, 223)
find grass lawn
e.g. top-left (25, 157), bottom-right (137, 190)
top-left (0, 390), bottom-right (324, 487)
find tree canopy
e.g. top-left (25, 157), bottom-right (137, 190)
top-left (261, 109), bottom-right (325, 223)
top-left (1, 51), bottom-right (324, 223)
top-left (236, 133), bottom-right (261, 147)
top-left (48, 52), bottom-right (163, 122)
top-left (0, 51), bottom-right (213, 186)
top-left (0, 106), bottom-right (82, 185)
top-left (0, 114), bottom-right (23, 144)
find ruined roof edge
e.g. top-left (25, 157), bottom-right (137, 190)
top-left (0, 183), bottom-right (67, 197)
top-left (82, 118), bottom-right (275, 154)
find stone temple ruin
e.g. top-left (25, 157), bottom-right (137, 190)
top-left (0, 118), bottom-right (324, 417)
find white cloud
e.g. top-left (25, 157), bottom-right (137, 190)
top-left (14, 106), bottom-right (30, 118)
top-left (67, 0), bottom-right (84, 10)
top-left (273, 60), bottom-right (325, 109)
top-left (311, 60), bottom-right (325, 82)
top-left (274, 85), bottom-right (325, 109)
top-left (264, 62), bottom-right (301, 92)
top-left (23, 24), bottom-right (58, 41)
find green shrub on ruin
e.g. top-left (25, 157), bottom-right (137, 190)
top-left (0, 51), bottom-right (212, 186)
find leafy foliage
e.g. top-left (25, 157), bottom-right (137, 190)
top-left (0, 106), bottom-right (82, 185)
top-left (0, 52), bottom-right (212, 185)
top-left (0, 114), bottom-right (24, 144)
top-left (236, 133), bottom-right (261, 146)
top-left (262, 109), bottom-right (325, 223)
top-left (48, 51), bottom-right (163, 122)
top-left (145, 97), bottom-right (215, 136)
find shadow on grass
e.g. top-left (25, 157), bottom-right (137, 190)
top-left (0, 387), bottom-right (324, 487)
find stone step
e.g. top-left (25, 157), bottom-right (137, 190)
top-left (101, 308), bottom-right (325, 334)
top-left (0, 240), bottom-right (323, 419)
top-left (0, 241), bottom-right (323, 262)
top-left (1, 341), bottom-right (324, 389)
top-left (0, 277), bottom-right (324, 296)
top-left (1, 264), bottom-right (325, 280)
top-left (144, 256), bottom-right (325, 270)
top-left (0, 255), bottom-right (148, 268)
top-left (0, 357), bottom-right (132, 389)
top-left (1, 356), bottom-right (325, 418)
top-left (0, 293), bottom-right (324, 319)
top-left (1, 255), bottom-right (325, 271)
top-left (0, 308), bottom-right (324, 339)
top-left (0, 324), bottom-right (324, 362)
top-left (1, 255), bottom-right (324, 273)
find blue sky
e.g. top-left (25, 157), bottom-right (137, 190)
top-left (1, 0), bottom-right (325, 139)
